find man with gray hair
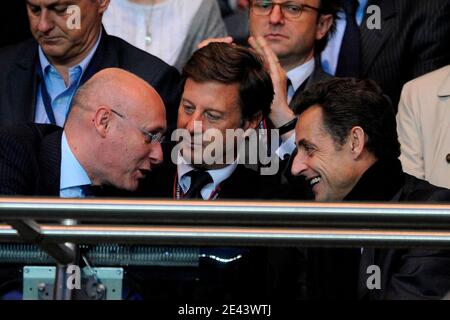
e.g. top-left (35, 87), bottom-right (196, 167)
top-left (0, 0), bottom-right (180, 130)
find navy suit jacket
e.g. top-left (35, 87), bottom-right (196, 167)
top-left (0, 28), bottom-right (181, 130)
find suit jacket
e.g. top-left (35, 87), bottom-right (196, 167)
top-left (288, 58), bottom-right (333, 114)
top-left (291, 159), bottom-right (450, 300)
top-left (343, 158), bottom-right (450, 300)
top-left (138, 142), bottom-right (274, 200)
top-left (132, 144), bottom-right (276, 299)
top-left (0, 28), bottom-right (181, 130)
top-left (0, 123), bottom-right (62, 196)
top-left (0, 123), bottom-right (122, 197)
top-left (360, 0), bottom-right (450, 108)
top-left (397, 65), bottom-right (450, 189)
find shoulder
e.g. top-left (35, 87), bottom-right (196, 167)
top-left (0, 124), bottom-right (60, 148)
top-left (403, 66), bottom-right (450, 93)
top-left (105, 33), bottom-right (177, 72)
top-left (0, 38), bottom-right (37, 68)
top-left (400, 66), bottom-right (450, 110)
top-left (397, 173), bottom-right (450, 202)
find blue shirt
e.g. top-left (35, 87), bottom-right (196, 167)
top-left (35, 33), bottom-right (102, 127)
top-left (59, 132), bottom-right (92, 198)
top-left (321, 0), bottom-right (368, 75)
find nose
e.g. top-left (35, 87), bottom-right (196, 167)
top-left (148, 142), bottom-right (163, 166)
top-left (185, 115), bottom-right (204, 136)
top-left (37, 10), bottom-right (54, 33)
top-left (290, 149), bottom-right (308, 177)
top-left (269, 4), bottom-right (285, 25)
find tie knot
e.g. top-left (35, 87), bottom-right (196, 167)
top-left (184, 170), bottom-right (213, 199)
top-left (342, 0), bottom-right (359, 16)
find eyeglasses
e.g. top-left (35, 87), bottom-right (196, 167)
top-left (111, 109), bottom-right (165, 144)
top-left (250, 0), bottom-right (320, 19)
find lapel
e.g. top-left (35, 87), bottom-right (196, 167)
top-left (360, 0), bottom-right (397, 76)
top-left (438, 68), bottom-right (450, 98)
top-left (289, 58), bottom-right (332, 109)
top-left (10, 39), bottom-right (39, 123)
top-left (86, 27), bottom-right (120, 71)
top-left (306, 57), bottom-right (333, 87)
top-left (37, 129), bottom-right (63, 196)
top-left (6, 28), bottom-right (116, 125)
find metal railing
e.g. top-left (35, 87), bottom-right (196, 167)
top-left (1, 197), bottom-right (450, 255)
top-left (1, 197), bottom-right (450, 300)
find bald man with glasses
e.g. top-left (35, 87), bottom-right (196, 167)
top-left (0, 68), bottom-right (166, 197)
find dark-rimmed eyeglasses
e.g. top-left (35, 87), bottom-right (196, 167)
top-left (111, 109), bottom-right (165, 144)
top-left (250, 0), bottom-right (321, 19)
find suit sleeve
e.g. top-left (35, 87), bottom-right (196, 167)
top-left (397, 82), bottom-right (425, 180)
top-left (0, 135), bottom-right (36, 195)
top-left (386, 249), bottom-right (450, 300)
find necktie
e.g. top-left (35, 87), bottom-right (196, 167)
top-left (183, 170), bottom-right (213, 199)
top-left (81, 184), bottom-right (103, 197)
top-left (335, 0), bottom-right (362, 78)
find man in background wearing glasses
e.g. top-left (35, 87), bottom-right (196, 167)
top-left (0, 68), bottom-right (166, 197)
top-left (201, 1), bottom-right (339, 157)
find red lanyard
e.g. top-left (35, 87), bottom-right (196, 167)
top-left (173, 174), bottom-right (221, 200)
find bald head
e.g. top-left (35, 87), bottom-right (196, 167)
top-left (69, 68), bottom-right (164, 118)
top-left (65, 68), bottom-right (167, 191)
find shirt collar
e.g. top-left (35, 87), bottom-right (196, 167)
top-left (177, 153), bottom-right (238, 194)
top-left (286, 58), bottom-right (315, 92)
top-left (60, 132), bottom-right (92, 191)
top-left (38, 31), bottom-right (102, 78)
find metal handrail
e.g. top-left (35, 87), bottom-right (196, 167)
top-left (1, 198), bottom-right (450, 300)
top-left (1, 223), bottom-right (450, 248)
top-left (1, 197), bottom-right (450, 229)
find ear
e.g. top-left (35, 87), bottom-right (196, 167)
top-left (98, 0), bottom-right (110, 14)
top-left (241, 111), bottom-right (263, 131)
top-left (93, 106), bottom-right (112, 138)
top-left (348, 126), bottom-right (366, 159)
top-left (315, 14), bottom-right (334, 41)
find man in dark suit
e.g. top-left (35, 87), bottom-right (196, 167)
top-left (136, 42), bottom-right (278, 299)
top-left (0, 0), bottom-right (180, 129)
top-left (199, 0), bottom-right (340, 151)
top-left (322, 0), bottom-right (450, 109)
top-left (290, 78), bottom-right (450, 299)
top-left (0, 68), bottom-right (166, 196)
top-left (0, 68), bottom-right (166, 300)
top-left (142, 42), bottom-right (276, 200)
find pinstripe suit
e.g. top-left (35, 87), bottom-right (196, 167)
top-left (0, 123), bottom-right (120, 197)
top-left (360, 0), bottom-right (450, 109)
top-left (0, 124), bottom-right (62, 196)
